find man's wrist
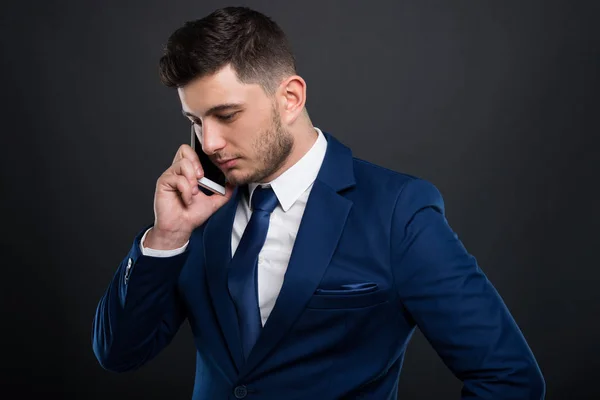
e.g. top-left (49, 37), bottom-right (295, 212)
top-left (143, 227), bottom-right (190, 250)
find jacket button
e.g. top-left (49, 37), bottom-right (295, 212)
top-left (233, 385), bottom-right (247, 398)
top-left (124, 258), bottom-right (133, 284)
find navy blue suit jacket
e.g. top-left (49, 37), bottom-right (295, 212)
top-left (92, 131), bottom-right (545, 399)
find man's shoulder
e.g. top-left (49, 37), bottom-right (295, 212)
top-left (351, 156), bottom-right (422, 189)
top-left (350, 156), bottom-right (443, 210)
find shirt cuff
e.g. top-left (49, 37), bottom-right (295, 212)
top-left (139, 227), bottom-right (189, 257)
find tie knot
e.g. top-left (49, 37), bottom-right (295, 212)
top-left (251, 185), bottom-right (278, 213)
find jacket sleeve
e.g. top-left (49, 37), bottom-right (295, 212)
top-left (390, 178), bottom-right (545, 399)
top-left (92, 223), bottom-right (191, 372)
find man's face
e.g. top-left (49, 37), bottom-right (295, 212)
top-left (178, 64), bottom-right (294, 186)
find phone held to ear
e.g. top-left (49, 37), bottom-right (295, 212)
top-left (190, 125), bottom-right (227, 196)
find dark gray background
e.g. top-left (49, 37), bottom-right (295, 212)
top-left (1, 0), bottom-right (598, 398)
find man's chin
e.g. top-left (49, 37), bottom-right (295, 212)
top-left (224, 169), bottom-right (250, 186)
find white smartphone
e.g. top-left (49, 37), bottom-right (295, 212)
top-left (190, 124), bottom-right (227, 196)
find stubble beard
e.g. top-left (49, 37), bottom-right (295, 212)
top-left (225, 107), bottom-right (294, 186)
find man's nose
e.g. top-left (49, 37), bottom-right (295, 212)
top-left (201, 122), bottom-right (225, 155)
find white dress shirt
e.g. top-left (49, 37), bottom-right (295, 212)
top-left (140, 127), bottom-right (328, 326)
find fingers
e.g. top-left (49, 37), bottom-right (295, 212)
top-left (174, 174), bottom-right (194, 205)
top-left (159, 158), bottom-right (201, 202)
top-left (172, 144), bottom-right (204, 178)
top-left (163, 144), bottom-right (234, 211)
top-left (158, 172), bottom-right (194, 204)
top-left (172, 157), bottom-right (201, 190)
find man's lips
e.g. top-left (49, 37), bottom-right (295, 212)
top-left (216, 158), bottom-right (239, 168)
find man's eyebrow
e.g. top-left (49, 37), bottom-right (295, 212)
top-left (181, 103), bottom-right (244, 119)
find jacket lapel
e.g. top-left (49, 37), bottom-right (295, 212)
top-left (203, 186), bottom-right (245, 372)
top-left (238, 132), bottom-right (356, 379)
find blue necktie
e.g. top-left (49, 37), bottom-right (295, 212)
top-left (227, 185), bottom-right (279, 360)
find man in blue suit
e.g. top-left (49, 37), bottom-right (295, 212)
top-left (92, 6), bottom-right (545, 399)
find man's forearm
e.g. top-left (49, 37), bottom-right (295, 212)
top-left (92, 226), bottom-right (189, 372)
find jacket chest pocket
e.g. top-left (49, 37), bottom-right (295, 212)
top-left (306, 282), bottom-right (390, 309)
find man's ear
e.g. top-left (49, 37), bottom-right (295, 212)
top-left (278, 75), bottom-right (307, 125)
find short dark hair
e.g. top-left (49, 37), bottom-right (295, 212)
top-left (158, 6), bottom-right (297, 95)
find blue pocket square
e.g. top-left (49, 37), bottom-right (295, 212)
top-left (314, 282), bottom-right (378, 295)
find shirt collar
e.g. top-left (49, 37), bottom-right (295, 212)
top-left (248, 127), bottom-right (327, 212)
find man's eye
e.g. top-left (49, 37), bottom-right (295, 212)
top-left (216, 113), bottom-right (236, 122)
